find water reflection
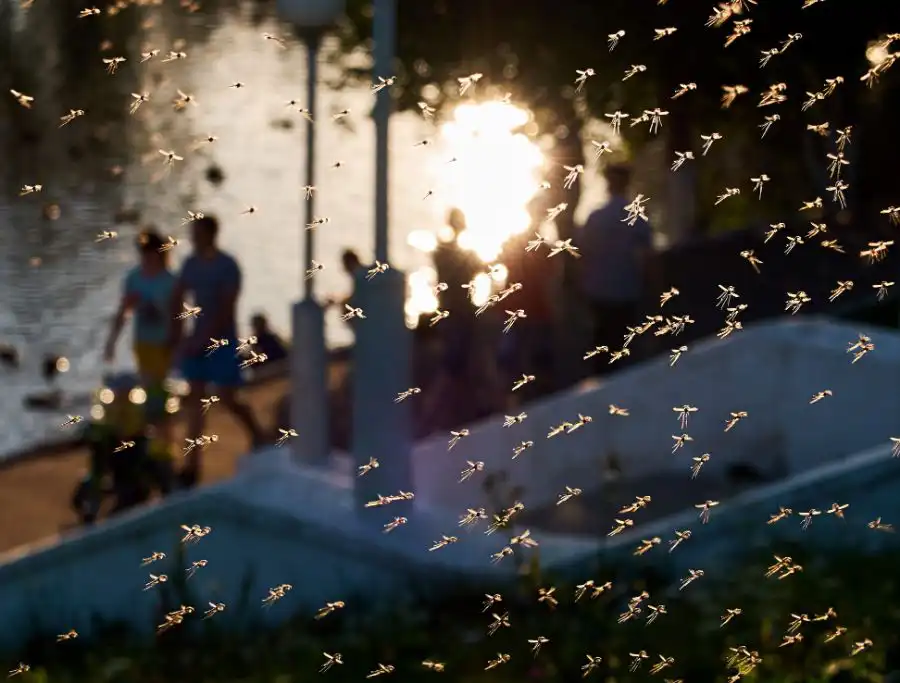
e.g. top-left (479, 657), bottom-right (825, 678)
top-left (0, 0), bottom-right (544, 456)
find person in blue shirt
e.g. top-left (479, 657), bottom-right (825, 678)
top-left (170, 215), bottom-right (265, 486)
top-left (104, 229), bottom-right (176, 399)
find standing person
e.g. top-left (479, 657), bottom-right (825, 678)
top-left (421, 208), bottom-right (484, 431)
top-left (340, 248), bottom-right (363, 281)
top-left (577, 163), bottom-right (655, 374)
top-left (170, 215), bottom-right (265, 487)
top-left (325, 249), bottom-right (366, 335)
top-left (499, 231), bottom-right (559, 402)
top-left (338, 249), bottom-right (365, 311)
top-left (324, 248), bottom-right (367, 448)
top-left (433, 208), bottom-right (480, 365)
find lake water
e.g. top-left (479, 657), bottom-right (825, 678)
top-left (0, 0), bottom-right (608, 458)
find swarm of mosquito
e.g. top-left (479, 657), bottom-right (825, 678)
top-left (8, 0), bottom-right (897, 680)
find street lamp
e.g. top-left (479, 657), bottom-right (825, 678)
top-left (277, 0), bottom-right (345, 467)
top-left (351, 0), bottom-right (414, 521)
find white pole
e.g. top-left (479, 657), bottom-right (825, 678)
top-left (372, 0), bottom-right (394, 263)
top-left (303, 31), bottom-right (321, 299)
top-left (352, 0), bottom-right (413, 520)
top-left (290, 28), bottom-right (329, 467)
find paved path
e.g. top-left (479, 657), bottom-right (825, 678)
top-left (0, 378), bottom-right (291, 556)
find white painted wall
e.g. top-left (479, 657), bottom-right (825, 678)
top-left (0, 478), bottom-right (396, 652)
top-left (0, 453), bottom-right (520, 652)
top-left (2, 318), bottom-right (899, 653)
top-left (0, 439), bottom-right (897, 653)
top-left (411, 317), bottom-right (900, 512)
top-left (537, 442), bottom-right (900, 583)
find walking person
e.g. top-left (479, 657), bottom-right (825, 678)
top-left (577, 163), bottom-right (655, 375)
top-left (104, 228), bottom-right (176, 397)
top-left (170, 215), bottom-right (265, 487)
top-left (102, 228), bottom-right (178, 506)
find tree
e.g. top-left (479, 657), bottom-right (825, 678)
top-left (335, 0), bottom-right (900, 241)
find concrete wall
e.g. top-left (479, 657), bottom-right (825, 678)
top-left (0, 465), bottom-right (472, 653)
top-left (0, 441), bottom-right (896, 653)
top-left (0, 450), bottom-right (528, 653)
top-left (412, 317), bottom-right (900, 512)
top-left (543, 442), bottom-right (900, 582)
top-left (2, 317), bottom-right (899, 653)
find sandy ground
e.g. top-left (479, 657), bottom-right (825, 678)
top-left (0, 378), bottom-right (291, 556)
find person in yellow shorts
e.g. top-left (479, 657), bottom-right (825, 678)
top-left (104, 229), bottom-right (176, 401)
top-left (133, 343), bottom-right (171, 388)
top-left (104, 228), bottom-right (177, 458)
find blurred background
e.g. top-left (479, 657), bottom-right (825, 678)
top-left (1, 0), bottom-right (898, 456)
top-left (0, 0), bottom-right (622, 458)
top-left (1, 1), bottom-right (900, 680)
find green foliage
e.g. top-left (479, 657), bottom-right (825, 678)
top-left (332, 0), bottom-right (900, 229)
top-left (8, 545), bottom-right (900, 683)
top-left (336, 0), bottom-right (894, 131)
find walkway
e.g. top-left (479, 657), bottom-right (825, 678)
top-left (0, 378), bottom-right (290, 556)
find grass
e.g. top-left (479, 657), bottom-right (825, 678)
top-left (6, 542), bottom-right (900, 683)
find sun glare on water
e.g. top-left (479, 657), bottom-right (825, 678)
top-left (405, 101), bottom-right (544, 325)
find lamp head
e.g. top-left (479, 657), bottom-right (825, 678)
top-left (276, 0), bottom-right (345, 28)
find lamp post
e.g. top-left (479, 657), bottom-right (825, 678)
top-left (372, 0), bottom-right (394, 266)
top-left (351, 0), bottom-right (413, 521)
top-left (277, 0), bottom-right (344, 467)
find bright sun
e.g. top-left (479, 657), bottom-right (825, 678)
top-left (438, 102), bottom-right (544, 262)
top-left (404, 101), bottom-right (545, 325)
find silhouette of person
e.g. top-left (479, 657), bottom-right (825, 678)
top-left (250, 313), bottom-right (287, 365)
top-left (499, 231), bottom-right (559, 400)
top-left (577, 163), bottom-right (654, 373)
top-left (171, 215), bottom-right (265, 486)
top-left (421, 209), bottom-right (484, 431)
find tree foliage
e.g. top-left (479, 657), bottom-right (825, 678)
top-left (335, 0), bottom-right (900, 235)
